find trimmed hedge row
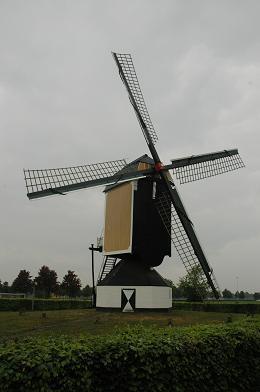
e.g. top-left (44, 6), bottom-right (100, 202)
top-left (1, 298), bottom-right (259, 313)
top-left (0, 298), bottom-right (91, 311)
top-left (0, 321), bottom-right (259, 391)
top-left (173, 300), bottom-right (260, 314)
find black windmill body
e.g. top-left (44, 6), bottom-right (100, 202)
top-left (24, 53), bottom-right (245, 311)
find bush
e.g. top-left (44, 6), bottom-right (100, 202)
top-left (0, 298), bottom-right (91, 311)
top-left (0, 321), bottom-right (259, 391)
top-left (173, 301), bottom-right (260, 314)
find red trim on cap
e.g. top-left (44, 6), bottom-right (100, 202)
top-left (155, 162), bottom-right (164, 172)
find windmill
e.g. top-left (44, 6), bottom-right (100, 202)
top-left (24, 52), bottom-right (244, 312)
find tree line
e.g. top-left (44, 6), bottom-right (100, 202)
top-left (0, 266), bottom-right (92, 298)
top-left (1, 265), bottom-right (259, 301)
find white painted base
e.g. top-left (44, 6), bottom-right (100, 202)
top-left (96, 285), bottom-right (172, 310)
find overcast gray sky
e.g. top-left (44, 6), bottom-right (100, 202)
top-left (0, 0), bottom-right (259, 292)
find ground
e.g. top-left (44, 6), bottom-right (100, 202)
top-left (0, 309), bottom-right (256, 340)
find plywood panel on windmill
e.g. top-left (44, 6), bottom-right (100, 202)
top-left (103, 181), bottom-right (133, 255)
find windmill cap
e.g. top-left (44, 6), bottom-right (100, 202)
top-left (104, 154), bottom-right (154, 192)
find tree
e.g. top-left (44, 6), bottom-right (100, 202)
top-left (81, 284), bottom-right (92, 298)
top-left (254, 292), bottom-right (260, 301)
top-left (172, 285), bottom-right (184, 299)
top-left (244, 292), bottom-right (254, 300)
top-left (60, 270), bottom-right (81, 297)
top-left (1, 281), bottom-right (10, 293)
top-left (238, 290), bottom-right (245, 299)
top-left (11, 270), bottom-right (33, 294)
top-left (178, 265), bottom-right (209, 301)
top-left (35, 265), bottom-right (58, 297)
top-left (222, 289), bottom-right (233, 299)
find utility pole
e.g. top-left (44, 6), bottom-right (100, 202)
top-left (32, 282), bottom-right (35, 311)
top-left (89, 243), bottom-right (102, 308)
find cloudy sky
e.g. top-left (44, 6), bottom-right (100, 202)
top-left (0, 1), bottom-right (259, 292)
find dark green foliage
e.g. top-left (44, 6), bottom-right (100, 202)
top-left (238, 290), bottom-right (245, 299)
top-left (35, 265), bottom-right (59, 297)
top-left (60, 270), bottom-right (81, 297)
top-left (11, 270), bottom-right (33, 294)
top-left (81, 284), bottom-right (92, 298)
top-left (173, 301), bottom-right (260, 314)
top-left (171, 284), bottom-right (183, 299)
top-left (222, 288), bottom-right (233, 298)
top-left (178, 265), bottom-right (209, 301)
top-left (0, 321), bottom-right (259, 391)
top-left (0, 298), bottom-right (91, 311)
top-left (0, 281), bottom-right (10, 293)
top-left (254, 292), bottom-right (260, 300)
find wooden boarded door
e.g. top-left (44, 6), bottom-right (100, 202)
top-left (103, 182), bottom-right (133, 255)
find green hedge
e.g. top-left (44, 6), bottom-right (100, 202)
top-left (1, 298), bottom-right (259, 314)
top-left (173, 300), bottom-right (260, 314)
top-left (0, 321), bottom-right (259, 391)
top-left (0, 298), bottom-right (91, 311)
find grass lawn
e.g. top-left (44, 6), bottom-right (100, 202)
top-left (0, 308), bottom-right (256, 340)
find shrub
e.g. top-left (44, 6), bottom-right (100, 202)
top-left (173, 301), bottom-right (260, 314)
top-left (0, 321), bottom-right (259, 391)
top-left (0, 298), bottom-right (91, 311)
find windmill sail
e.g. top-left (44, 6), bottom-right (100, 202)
top-left (155, 185), bottom-right (220, 299)
top-left (24, 159), bottom-right (152, 199)
top-left (171, 149), bottom-right (245, 184)
top-left (112, 52), bottom-right (158, 145)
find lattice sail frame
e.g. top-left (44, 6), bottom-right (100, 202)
top-left (24, 159), bottom-right (127, 195)
top-left (112, 52), bottom-right (158, 145)
top-left (155, 188), bottom-right (221, 298)
top-left (172, 150), bottom-right (245, 184)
